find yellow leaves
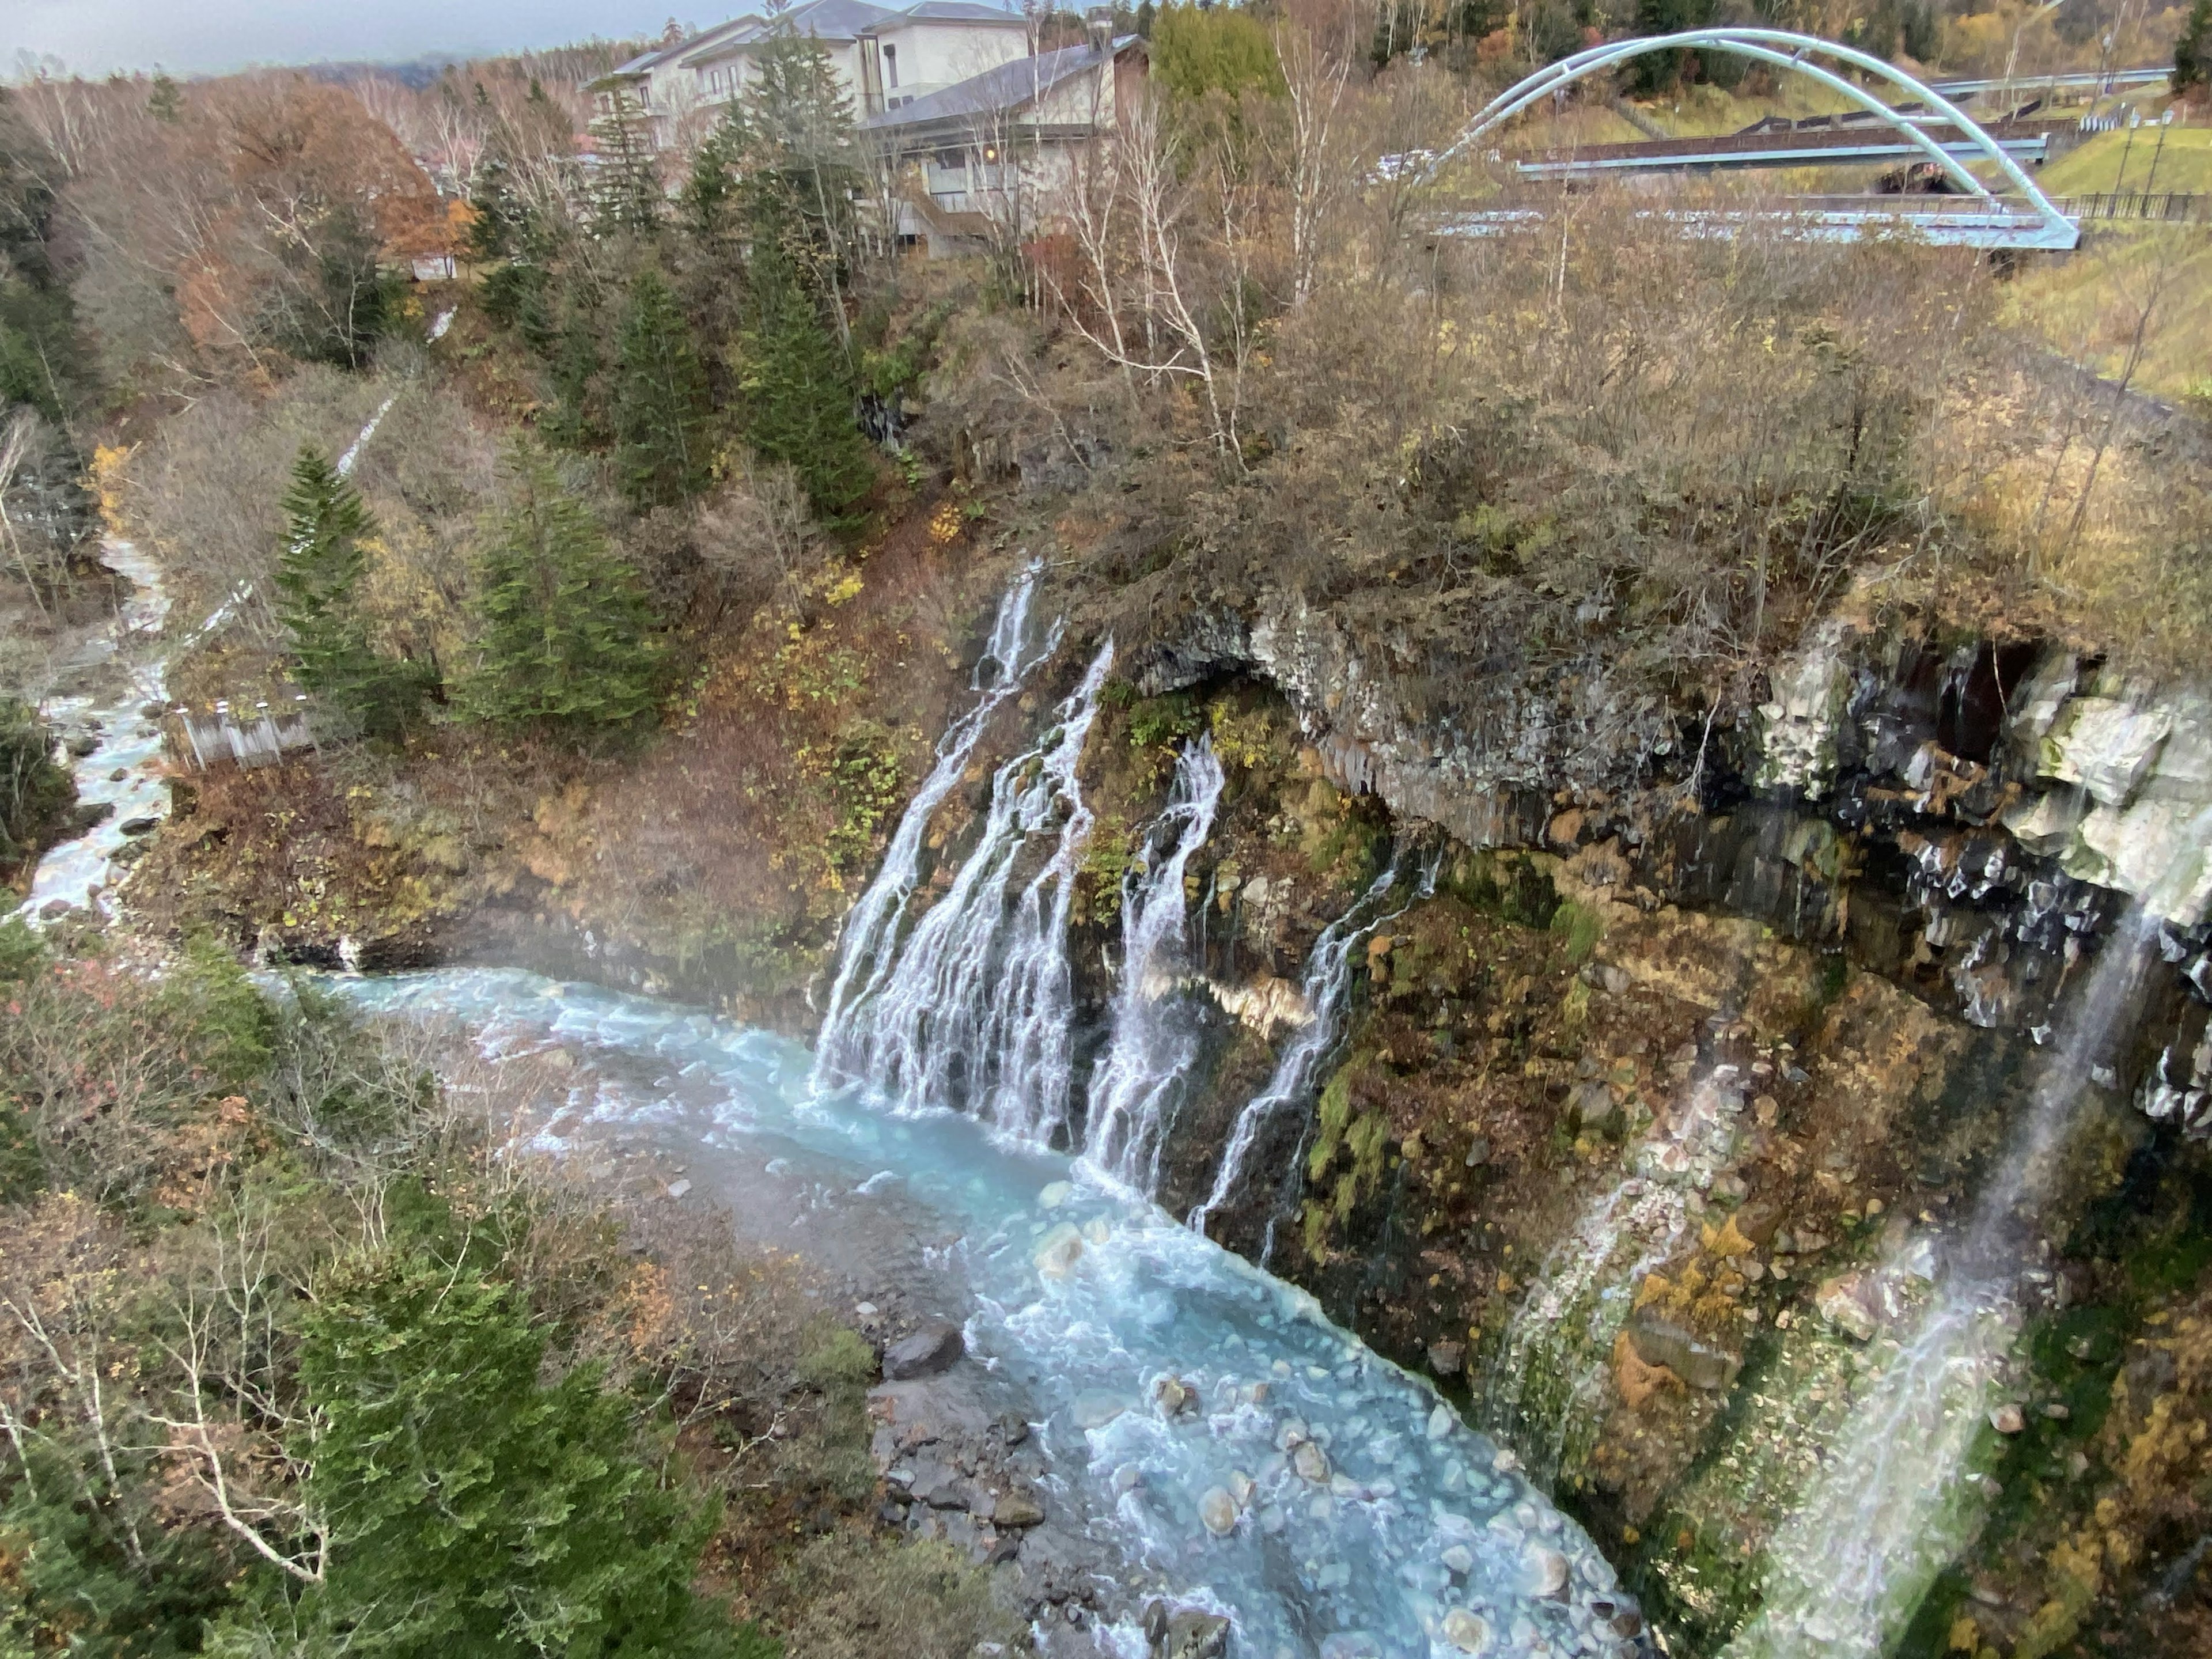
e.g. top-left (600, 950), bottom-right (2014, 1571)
top-left (89, 442), bottom-right (138, 536)
top-left (1701, 1213), bottom-right (1755, 1259)
top-left (927, 501), bottom-right (964, 547)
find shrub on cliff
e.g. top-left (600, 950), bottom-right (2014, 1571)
top-left (460, 444), bottom-right (663, 736)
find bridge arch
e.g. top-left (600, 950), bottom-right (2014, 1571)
top-left (1421, 28), bottom-right (2075, 247)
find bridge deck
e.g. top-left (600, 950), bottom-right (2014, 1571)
top-left (1512, 120), bottom-right (2058, 177)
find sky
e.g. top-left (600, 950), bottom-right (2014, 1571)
top-left (10, 1), bottom-right (695, 77)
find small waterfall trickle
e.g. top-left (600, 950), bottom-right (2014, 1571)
top-left (815, 570), bottom-right (1052, 1048)
top-left (1188, 858), bottom-right (1427, 1245)
top-left (815, 641), bottom-right (1113, 1148)
top-left (1729, 904), bottom-right (2167, 1658)
top-left (1482, 1066), bottom-right (1748, 1487)
top-left (1080, 737), bottom-right (1225, 1196)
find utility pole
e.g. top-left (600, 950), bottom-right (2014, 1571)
top-left (2114, 108), bottom-right (2141, 194)
top-left (2143, 107), bottom-right (2175, 194)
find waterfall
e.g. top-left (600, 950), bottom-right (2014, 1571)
top-left (815, 570), bottom-right (1051, 1048)
top-left (1080, 737), bottom-right (1225, 1196)
top-left (1188, 858), bottom-right (1426, 1241)
top-left (816, 642), bottom-right (1113, 1149)
top-left (1729, 904), bottom-right (2166, 1658)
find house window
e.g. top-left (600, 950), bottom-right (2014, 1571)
top-left (884, 44), bottom-right (898, 88)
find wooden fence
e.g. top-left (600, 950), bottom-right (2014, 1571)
top-left (167, 699), bottom-right (317, 771)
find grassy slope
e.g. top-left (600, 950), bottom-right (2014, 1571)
top-left (2005, 222), bottom-right (2212, 400)
top-left (2040, 122), bottom-right (2212, 195)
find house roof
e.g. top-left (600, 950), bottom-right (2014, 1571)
top-left (679, 0), bottom-right (1022, 64)
top-left (859, 35), bottom-right (1139, 134)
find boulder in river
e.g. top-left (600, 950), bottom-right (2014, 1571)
top-left (1198, 1486), bottom-right (1238, 1536)
top-left (1293, 1441), bottom-right (1331, 1483)
top-left (1442, 1608), bottom-right (1493, 1653)
top-left (1146, 1603), bottom-right (1231, 1659)
top-left (1033, 1222), bottom-right (1084, 1279)
top-left (882, 1321), bottom-right (964, 1380)
top-left (1522, 1544), bottom-right (1570, 1599)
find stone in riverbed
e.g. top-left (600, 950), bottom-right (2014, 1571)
top-left (1427, 1402), bottom-right (1455, 1439)
top-left (1523, 1546), bottom-right (1570, 1599)
top-left (1157, 1611), bottom-right (1230, 1659)
top-left (1293, 1441), bottom-right (1331, 1483)
top-left (1154, 1374), bottom-right (1198, 1416)
top-left (1441, 1544), bottom-right (1475, 1576)
top-left (1427, 1340), bottom-right (1465, 1376)
top-left (993, 1490), bottom-right (1044, 1527)
top-left (119, 816), bottom-right (158, 835)
top-left (1199, 1486), bottom-right (1238, 1536)
top-left (1033, 1222), bottom-right (1084, 1279)
top-left (1442, 1608), bottom-right (1493, 1653)
top-left (1989, 1403), bottom-right (2026, 1434)
top-left (882, 1321), bottom-right (964, 1380)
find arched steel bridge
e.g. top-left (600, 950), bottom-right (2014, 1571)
top-left (1422, 29), bottom-right (2081, 251)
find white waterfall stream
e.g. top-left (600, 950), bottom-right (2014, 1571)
top-left (1188, 860), bottom-right (1429, 1247)
top-left (814, 569), bottom-right (1052, 1047)
top-left (813, 641), bottom-right (1113, 1147)
top-left (1728, 904), bottom-right (2166, 1658)
top-left (1080, 737), bottom-right (1225, 1198)
top-left (1483, 1065), bottom-right (1752, 1487)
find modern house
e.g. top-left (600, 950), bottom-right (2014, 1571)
top-left (599, 0), bottom-right (1035, 151)
top-left (862, 18), bottom-right (1148, 255)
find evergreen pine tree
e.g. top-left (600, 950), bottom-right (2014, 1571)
top-left (274, 447), bottom-right (430, 740)
top-left (588, 85), bottom-right (663, 236)
top-left (736, 233), bottom-right (875, 518)
top-left (542, 293), bottom-right (606, 448)
top-left (461, 444), bottom-right (662, 735)
top-left (266, 1251), bottom-right (756, 1656)
top-left (2179, 0), bottom-right (2212, 95)
top-left (613, 267), bottom-right (711, 507)
top-left (681, 104), bottom-right (751, 245)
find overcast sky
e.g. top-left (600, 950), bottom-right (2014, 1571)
top-left (12, 1), bottom-right (697, 77)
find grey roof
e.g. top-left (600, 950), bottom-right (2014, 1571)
top-left (896, 1), bottom-right (1029, 22)
top-left (676, 1), bottom-right (1023, 66)
top-left (860, 35), bottom-right (1137, 132)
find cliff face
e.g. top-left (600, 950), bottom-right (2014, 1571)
top-left (1049, 592), bottom-right (2212, 1657)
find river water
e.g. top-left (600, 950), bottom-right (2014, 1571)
top-left (333, 967), bottom-right (1642, 1659)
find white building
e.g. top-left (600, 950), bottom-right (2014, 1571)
top-left (861, 19), bottom-right (1147, 255)
top-left (601, 0), bottom-right (1035, 151)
